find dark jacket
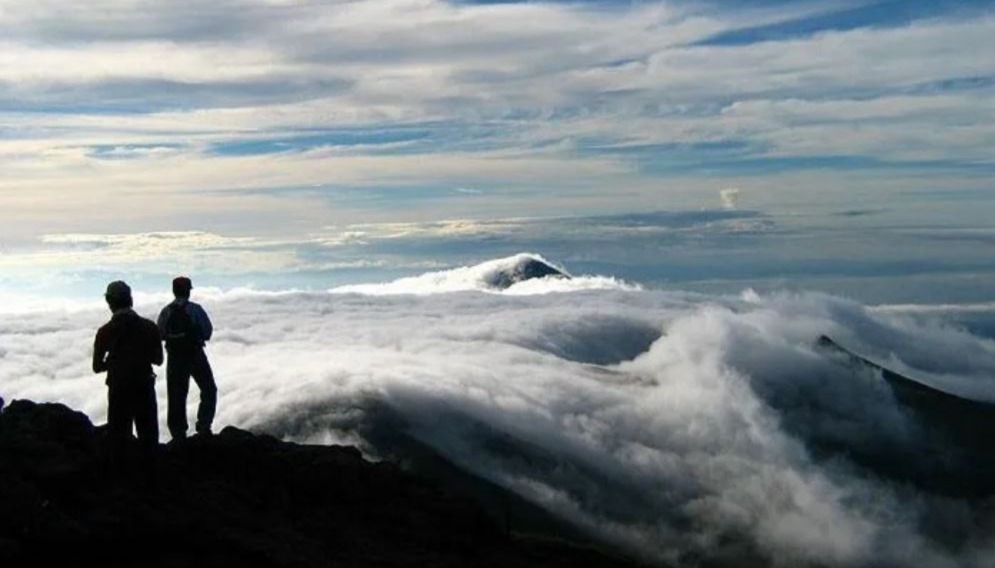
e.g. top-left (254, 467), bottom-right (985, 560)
top-left (93, 309), bottom-right (164, 386)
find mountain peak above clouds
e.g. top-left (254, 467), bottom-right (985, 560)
top-left (330, 253), bottom-right (639, 296)
top-left (480, 254), bottom-right (570, 290)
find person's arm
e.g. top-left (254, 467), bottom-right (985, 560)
top-left (92, 328), bottom-right (108, 374)
top-left (156, 306), bottom-right (169, 340)
top-left (149, 321), bottom-right (164, 366)
top-left (194, 304), bottom-right (213, 342)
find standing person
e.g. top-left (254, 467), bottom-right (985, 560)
top-left (158, 276), bottom-right (217, 440)
top-left (93, 281), bottom-right (163, 457)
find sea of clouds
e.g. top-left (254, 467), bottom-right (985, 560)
top-left (2, 254), bottom-right (994, 567)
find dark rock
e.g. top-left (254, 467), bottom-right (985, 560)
top-left (816, 335), bottom-right (995, 497)
top-left (0, 399), bottom-right (641, 568)
top-left (484, 256), bottom-right (569, 290)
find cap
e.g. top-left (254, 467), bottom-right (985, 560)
top-left (172, 276), bottom-right (193, 294)
top-left (104, 280), bottom-right (132, 300)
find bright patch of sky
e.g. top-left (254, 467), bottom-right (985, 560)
top-left (0, 0), bottom-right (992, 302)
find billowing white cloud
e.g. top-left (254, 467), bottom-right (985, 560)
top-left (2, 256), bottom-right (994, 566)
top-left (720, 187), bottom-right (741, 209)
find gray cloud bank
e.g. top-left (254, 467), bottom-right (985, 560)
top-left (2, 257), bottom-right (995, 566)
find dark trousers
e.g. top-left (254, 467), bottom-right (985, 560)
top-left (107, 376), bottom-right (159, 449)
top-left (106, 376), bottom-right (158, 480)
top-left (167, 347), bottom-right (217, 438)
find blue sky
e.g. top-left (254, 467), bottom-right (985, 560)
top-left (0, 0), bottom-right (993, 300)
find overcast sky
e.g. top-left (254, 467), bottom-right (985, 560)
top-left (2, 0), bottom-right (993, 297)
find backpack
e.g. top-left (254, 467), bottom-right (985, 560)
top-left (165, 303), bottom-right (199, 352)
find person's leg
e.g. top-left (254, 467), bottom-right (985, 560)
top-left (132, 377), bottom-right (160, 484)
top-left (106, 383), bottom-right (130, 469)
top-left (107, 383), bottom-right (129, 440)
top-left (133, 377), bottom-right (159, 448)
top-left (166, 356), bottom-right (191, 439)
top-left (191, 349), bottom-right (217, 435)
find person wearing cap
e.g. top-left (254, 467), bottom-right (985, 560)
top-left (93, 281), bottom-right (164, 455)
top-left (157, 276), bottom-right (217, 440)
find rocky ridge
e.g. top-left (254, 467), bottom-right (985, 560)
top-left (0, 398), bottom-right (638, 568)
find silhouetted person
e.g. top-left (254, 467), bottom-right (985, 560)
top-left (158, 276), bottom-right (217, 440)
top-left (93, 281), bottom-right (163, 461)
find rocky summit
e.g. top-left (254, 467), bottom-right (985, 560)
top-left (0, 399), bottom-right (637, 568)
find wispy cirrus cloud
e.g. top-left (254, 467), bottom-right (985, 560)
top-left (0, 0), bottom-right (992, 240)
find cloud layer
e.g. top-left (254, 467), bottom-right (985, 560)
top-left (4, 204), bottom-right (994, 308)
top-left (2, 256), bottom-right (994, 566)
top-left (1, 0), bottom-right (993, 238)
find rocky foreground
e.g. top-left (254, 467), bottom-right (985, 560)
top-left (0, 399), bottom-right (638, 568)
